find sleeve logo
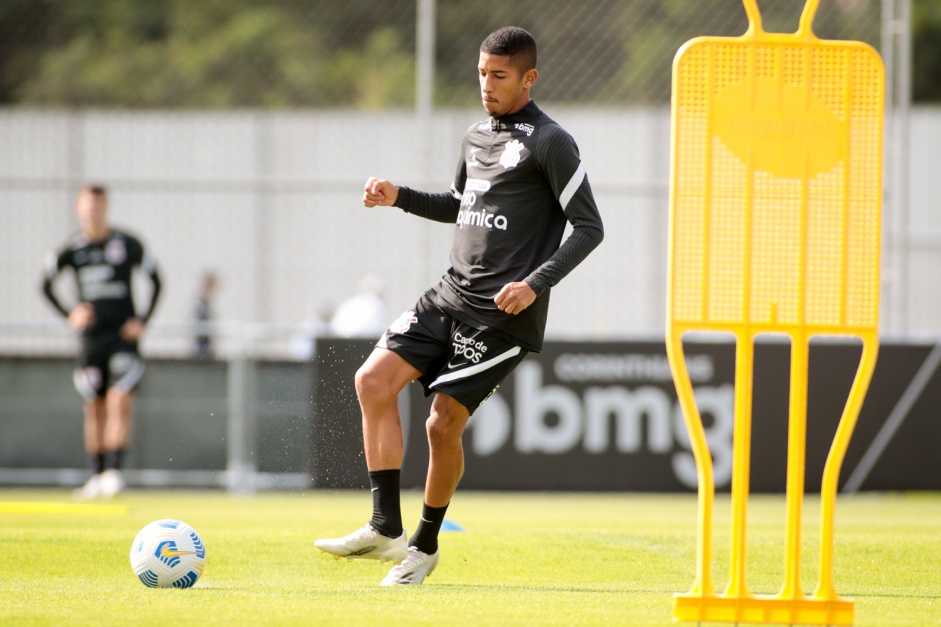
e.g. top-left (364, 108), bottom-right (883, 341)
top-left (389, 311), bottom-right (418, 334)
top-left (514, 123), bottom-right (535, 136)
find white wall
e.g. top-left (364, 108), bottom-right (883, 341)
top-left (1, 106), bottom-right (938, 355)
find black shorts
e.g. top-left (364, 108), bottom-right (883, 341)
top-left (378, 292), bottom-right (528, 415)
top-left (74, 332), bottom-right (145, 401)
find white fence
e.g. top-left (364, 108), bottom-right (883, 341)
top-left (3, 106), bottom-right (941, 354)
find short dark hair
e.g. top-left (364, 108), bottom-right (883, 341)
top-left (80, 184), bottom-right (108, 198)
top-left (480, 26), bottom-right (537, 73)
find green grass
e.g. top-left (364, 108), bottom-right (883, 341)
top-left (1, 490), bottom-right (940, 626)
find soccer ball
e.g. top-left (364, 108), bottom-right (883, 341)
top-left (130, 519), bottom-right (206, 588)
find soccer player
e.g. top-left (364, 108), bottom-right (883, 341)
top-left (41, 185), bottom-right (162, 499)
top-left (314, 26), bottom-right (604, 585)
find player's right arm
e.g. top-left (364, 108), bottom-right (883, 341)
top-left (41, 250), bottom-right (72, 318)
top-left (363, 177), bottom-right (399, 207)
top-left (41, 250), bottom-right (95, 331)
top-left (363, 177), bottom-right (462, 224)
top-left (363, 137), bottom-right (466, 224)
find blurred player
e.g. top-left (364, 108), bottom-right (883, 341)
top-left (41, 185), bottom-right (162, 499)
top-left (315, 27), bottom-right (604, 585)
top-left (193, 271), bottom-right (217, 359)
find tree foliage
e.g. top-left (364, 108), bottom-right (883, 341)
top-left (913, 0), bottom-right (941, 102)
top-left (0, 0), bottom-right (416, 108)
top-left (0, 0), bottom-right (935, 109)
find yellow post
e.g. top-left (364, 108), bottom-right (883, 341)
top-left (781, 333), bottom-right (809, 601)
top-left (727, 333), bottom-right (753, 600)
top-left (667, 0), bottom-right (884, 624)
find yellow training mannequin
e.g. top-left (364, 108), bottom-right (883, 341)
top-left (666, 0), bottom-right (884, 624)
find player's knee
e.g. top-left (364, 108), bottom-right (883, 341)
top-left (425, 415), bottom-right (449, 447)
top-left (425, 409), bottom-right (463, 447)
top-left (354, 364), bottom-right (373, 397)
top-left (107, 387), bottom-right (133, 401)
top-left (355, 363), bottom-right (391, 402)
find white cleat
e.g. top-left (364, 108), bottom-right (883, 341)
top-left (380, 546), bottom-right (439, 586)
top-left (315, 524), bottom-right (408, 564)
top-left (97, 469), bottom-right (125, 498)
top-left (74, 473), bottom-right (101, 501)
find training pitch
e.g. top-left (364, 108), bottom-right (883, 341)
top-left (1, 489), bottom-right (939, 626)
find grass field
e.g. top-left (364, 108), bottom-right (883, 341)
top-left (1, 489), bottom-right (939, 626)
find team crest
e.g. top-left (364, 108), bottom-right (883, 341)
top-left (389, 310), bottom-right (418, 334)
top-left (83, 366), bottom-right (103, 391)
top-left (499, 139), bottom-right (525, 169)
top-left (105, 238), bottom-right (127, 265)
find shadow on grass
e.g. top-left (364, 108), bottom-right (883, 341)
top-left (846, 591), bottom-right (941, 600)
top-left (432, 584), bottom-right (941, 601)
top-left (429, 583), bottom-right (674, 595)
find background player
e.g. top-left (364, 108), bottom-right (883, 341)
top-left (315, 26), bottom-right (604, 585)
top-left (42, 185), bottom-right (162, 499)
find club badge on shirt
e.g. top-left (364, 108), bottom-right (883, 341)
top-left (499, 139), bottom-right (525, 169)
top-left (105, 238), bottom-right (127, 265)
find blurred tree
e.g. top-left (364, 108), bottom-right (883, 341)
top-left (912, 0), bottom-right (941, 102)
top-left (0, 0), bottom-right (65, 104)
top-left (430, 0), bottom-right (885, 106)
top-left (324, 28), bottom-right (416, 109)
top-left (2, 0), bottom-right (415, 108)
top-left (0, 0), bottom-right (935, 108)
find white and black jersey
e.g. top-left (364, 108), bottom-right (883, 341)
top-left (42, 229), bottom-right (162, 336)
top-left (394, 100), bottom-right (604, 352)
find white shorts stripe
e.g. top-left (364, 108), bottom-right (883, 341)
top-left (559, 162), bottom-right (586, 211)
top-left (113, 358), bottom-right (145, 394)
top-left (73, 369), bottom-right (97, 401)
top-left (430, 346), bottom-right (522, 389)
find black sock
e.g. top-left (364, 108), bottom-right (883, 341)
top-left (92, 452), bottom-right (106, 475)
top-left (105, 448), bottom-right (125, 471)
top-left (409, 502), bottom-right (449, 555)
top-left (368, 469), bottom-right (403, 538)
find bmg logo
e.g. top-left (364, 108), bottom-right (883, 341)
top-left (468, 359), bottom-right (734, 489)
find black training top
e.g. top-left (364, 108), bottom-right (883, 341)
top-left (394, 100), bottom-right (604, 352)
top-left (42, 228), bottom-right (162, 337)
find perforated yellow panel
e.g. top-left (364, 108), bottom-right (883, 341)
top-left (670, 28), bottom-right (883, 333)
top-left (666, 1), bottom-right (884, 625)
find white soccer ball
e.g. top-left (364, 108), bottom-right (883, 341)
top-left (130, 519), bottom-right (206, 588)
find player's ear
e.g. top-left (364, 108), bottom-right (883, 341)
top-left (523, 68), bottom-right (538, 89)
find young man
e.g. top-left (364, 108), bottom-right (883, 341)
top-left (315, 26), bottom-right (604, 585)
top-left (42, 185), bottom-right (162, 499)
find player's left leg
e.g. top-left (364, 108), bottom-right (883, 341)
top-left (422, 392), bottom-right (471, 508)
top-left (98, 388), bottom-right (134, 497)
top-left (82, 397), bottom-right (107, 457)
top-left (74, 397), bottom-right (106, 500)
top-left (98, 349), bottom-right (144, 497)
top-left (380, 392), bottom-right (468, 586)
top-left (74, 337), bottom-right (109, 499)
top-left (381, 322), bottom-right (528, 586)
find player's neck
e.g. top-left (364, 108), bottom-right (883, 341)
top-left (496, 97), bottom-right (532, 119)
top-left (83, 224), bottom-right (110, 243)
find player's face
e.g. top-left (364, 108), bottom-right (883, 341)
top-left (478, 52), bottom-right (537, 118)
top-left (75, 191), bottom-right (108, 236)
